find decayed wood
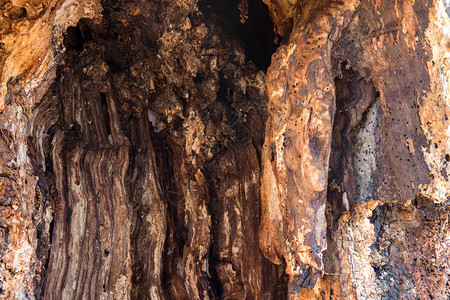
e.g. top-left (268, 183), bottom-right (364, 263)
top-left (40, 70), bottom-right (133, 299)
top-left (260, 0), bottom-right (359, 294)
top-left (208, 109), bottom-right (284, 299)
top-left (0, 0), bottom-right (450, 299)
top-left (1, 0), bottom-right (284, 298)
top-left (260, 0), bottom-right (450, 298)
top-left (129, 117), bottom-right (167, 299)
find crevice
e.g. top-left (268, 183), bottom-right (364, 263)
top-left (203, 167), bottom-right (226, 298)
top-left (100, 93), bottom-right (111, 137)
top-left (155, 138), bottom-right (188, 295)
top-left (327, 62), bottom-right (379, 224)
top-left (39, 215), bottom-right (55, 298)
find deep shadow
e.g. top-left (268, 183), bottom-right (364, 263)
top-left (199, 0), bottom-right (279, 70)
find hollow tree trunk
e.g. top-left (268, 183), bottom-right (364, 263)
top-left (0, 0), bottom-right (449, 299)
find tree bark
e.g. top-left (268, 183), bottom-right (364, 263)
top-left (0, 0), bottom-right (449, 299)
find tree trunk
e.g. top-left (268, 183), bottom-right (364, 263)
top-left (0, 0), bottom-right (449, 299)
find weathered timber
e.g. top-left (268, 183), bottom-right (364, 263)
top-left (0, 0), bottom-right (449, 299)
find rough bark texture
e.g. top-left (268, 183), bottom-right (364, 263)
top-left (0, 0), bottom-right (449, 299)
top-left (261, 0), bottom-right (450, 298)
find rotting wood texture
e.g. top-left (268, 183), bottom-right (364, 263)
top-left (260, 0), bottom-right (360, 294)
top-left (260, 0), bottom-right (450, 298)
top-left (0, 0), bottom-right (450, 299)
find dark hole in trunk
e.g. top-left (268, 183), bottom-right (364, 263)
top-left (198, 0), bottom-right (279, 70)
top-left (64, 18), bottom-right (93, 51)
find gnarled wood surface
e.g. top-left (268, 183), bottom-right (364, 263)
top-left (0, 0), bottom-right (449, 299)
